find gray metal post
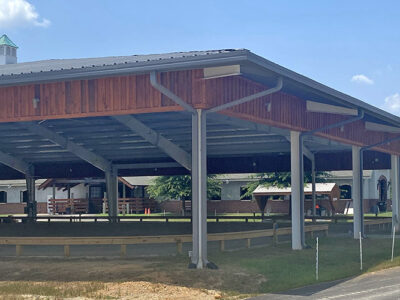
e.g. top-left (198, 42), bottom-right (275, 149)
top-left (25, 174), bottom-right (36, 219)
top-left (52, 183), bottom-right (56, 199)
top-left (352, 146), bottom-right (362, 238)
top-left (312, 158), bottom-right (316, 217)
top-left (105, 169), bottom-right (118, 220)
top-left (391, 155), bottom-right (399, 230)
top-left (191, 109), bottom-right (209, 269)
top-left (291, 131), bottom-right (302, 250)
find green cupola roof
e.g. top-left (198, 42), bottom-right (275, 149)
top-left (0, 34), bottom-right (18, 48)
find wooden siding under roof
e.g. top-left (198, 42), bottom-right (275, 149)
top-left (0, 69), bottom-right (399, 155)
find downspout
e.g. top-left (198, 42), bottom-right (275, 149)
top-left (359, 134), bottom-right (400, 237)
top-left (150, 72), bottom-right (196, 114)
top-left (299, 109), bottom-right (364, 247)
top-left (207, 77), bottom-right (283, 113)
top-left (150, 71), bottom-right (284, 267)
top-left (150, 71), bottom-right (284, 114)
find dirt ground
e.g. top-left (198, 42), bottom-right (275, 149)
top-left (0, 256), bottom-right (262, 299)
top-left (0, 221), bottom-right (280, 299)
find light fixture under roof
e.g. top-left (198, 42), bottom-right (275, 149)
top-left (365, 121), bottom-right (400, 133)
top-left (203, 65), bottom-right (241, 79)
top-left (306, 101), bottom-right (358, 116)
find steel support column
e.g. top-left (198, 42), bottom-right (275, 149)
top-left (291, 131), bottom-right (302, 250)
top-left (25, 173), bottom-right (36, 219)
top-left (352, 146), bottom-right (362, 239)
top-left (391, 155), bottom-right (400, 230)
top-left (190, 109), bottom-right (208, 269)
top-left (105, 169), bottom-right (118, 220)
top-left (311, 157), bottom-right (316, 217)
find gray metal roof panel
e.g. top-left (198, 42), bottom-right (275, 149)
top-left (0, 49), bottom-right (244, 77)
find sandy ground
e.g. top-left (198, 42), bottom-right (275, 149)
top-left (0, 256), bottom-right (262, 299)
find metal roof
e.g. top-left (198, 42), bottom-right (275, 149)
top-left (0, 34), bottom-right (18, 48)
top-left (0, 49), bottom-right (241, 77)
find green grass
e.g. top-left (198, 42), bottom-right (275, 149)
top-left (210, 236), bottom-right (400, 294)
top-left (364, 211), bottom-right (392, 217)
top-left (0, 282), bottom-right (107, 298)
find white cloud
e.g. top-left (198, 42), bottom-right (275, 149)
top-left (0, 0), bottom-right (50, 28)
top-left (351, 74), bottom-right (374, 85)
top-left (383, 93), bottom-right (400, 114)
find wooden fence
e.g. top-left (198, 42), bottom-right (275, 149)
top-left (48, 198), bottom-right (89, 214)
top-left (0, 224), bottom-right (328, 257)
top-left (102, 197), bottom-right (157, 214)
top-left (48, 197), bottom-right (157, 214)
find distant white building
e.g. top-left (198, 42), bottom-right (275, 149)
top-left (0, 171), bottom-right (392, 214)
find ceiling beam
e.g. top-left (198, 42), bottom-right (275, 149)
top-left (20, 122), bottom-right (112, 172)
top-left (208, 113), bottom-right (314, 160)
top-left (112, 115), bottom-right (192, 171)
top-left (0, 150), bottom-right (32, 175)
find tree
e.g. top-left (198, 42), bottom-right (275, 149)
top-left (146, 175), bottom-right (221, 214)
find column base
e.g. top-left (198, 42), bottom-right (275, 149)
top-left (188, 261), bottom-right (218, 270)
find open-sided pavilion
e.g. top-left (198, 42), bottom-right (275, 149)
top-left (0, 49), bottom-right (400, 268)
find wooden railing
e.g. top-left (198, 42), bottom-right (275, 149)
top-left (0, 224), bottom-right (329, 257)
top-left (102, 197), bottom-right (157, 214)
top-left (48, 198), bottom-right (89, 214)
top-left (0, 214), bottom-right (393, 224)
top-left (48, 197), bottom-right (157, 214)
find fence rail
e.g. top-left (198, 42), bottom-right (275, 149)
top-left (0, 214), bottom-right (393, 224)
top-left (0, 224), bottom-right (329, 257)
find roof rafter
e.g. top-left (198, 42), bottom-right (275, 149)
top-left (112, 115), bottom-right (192, 171)
top-left (19, 122), bottom-right (112, 173)
top-left (0, 150), bottom-right (32, 175)
top-left (208, 113), bottom-right (315, 160)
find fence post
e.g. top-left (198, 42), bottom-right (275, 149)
top-left (220, 240), bottom-right (225, 252)
top-left (177, 240), bottom-right (183, 254)
top-left (16, 245), bottom-right (22, 257)
top-left (273, 222), bottom-right (278, 245)
top-left (64, 245), bottom-right (70, 258)
top-left (121, 244), bottom-right (127, 257)
top-left (359, 232), bottom-right (363, 271)
top-left (392, 226), bottom-right (396, 262)
top-left (247, 238), bottom-right (251, 248)
top-left (316, 237), bottom-right (319, 281)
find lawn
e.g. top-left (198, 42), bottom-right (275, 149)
top-left (211, 235), bottom-right (400, 295)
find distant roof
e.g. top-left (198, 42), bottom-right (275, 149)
top-left (0, 35), bottom-right (18, 48)
top-left (122, 176), bottom-right (156, 186)
top-left (328, 170), bottom-right (372, 179)
top-left (253, 183), bottom-right (337, 195)
top-left (0, 179), bottom-right (46, 187)
top-left (217, 173), bottom-right (258, 182)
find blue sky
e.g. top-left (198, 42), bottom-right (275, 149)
top-left (1, 0), bottom-right (399, 115)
